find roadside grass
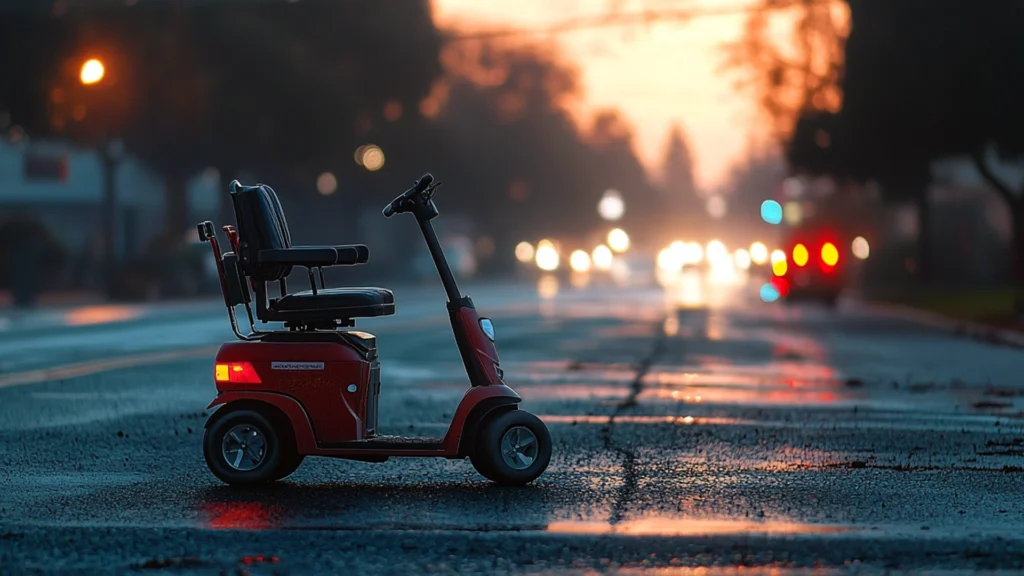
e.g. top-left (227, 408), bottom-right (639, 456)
top-left (876, 287), bottom-right (1021, 323)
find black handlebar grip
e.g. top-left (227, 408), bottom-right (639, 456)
top-left (414, 173), bottom-right (433, 192)
top-left (382, 202), bottom-right (396, 218)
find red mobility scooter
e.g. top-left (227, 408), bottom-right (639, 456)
top-left (198, 173), bottom-right (551, 486)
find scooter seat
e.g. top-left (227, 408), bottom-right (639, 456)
top-left (271, 287), bottom-right (395, 318)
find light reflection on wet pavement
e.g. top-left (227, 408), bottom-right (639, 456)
top-left (2, 278), bottom-right (1024, 574)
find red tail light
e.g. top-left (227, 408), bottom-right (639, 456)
top-left (821, 242), bottom-right (839, 266)
top-left (770, 276), bottom-right (790, 297)
top-left (215, 362), bottom-right (262, 384)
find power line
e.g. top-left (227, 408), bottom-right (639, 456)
top-left (445, 0), bottom-right (841, 41)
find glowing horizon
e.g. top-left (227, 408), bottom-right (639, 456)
top-left (430, 0), bottom-right (780, 192)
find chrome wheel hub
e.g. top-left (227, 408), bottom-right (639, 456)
top-left (221, 424), bottom-right (267, 471)
top-left (500, 426), bottom-right (538, 470)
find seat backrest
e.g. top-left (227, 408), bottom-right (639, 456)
top-left (230, 183), bottom-right (293, 281)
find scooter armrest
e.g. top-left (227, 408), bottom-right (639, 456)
top-left (258, 245), bottom-right (368, 267)
top-left (332, 244), bottom-right (370, 264)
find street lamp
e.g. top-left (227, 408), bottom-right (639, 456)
top-left (80, 59), bottom-right (105, 85)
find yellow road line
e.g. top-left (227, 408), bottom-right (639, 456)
top-left (0, 345), bottom-right (220, 390)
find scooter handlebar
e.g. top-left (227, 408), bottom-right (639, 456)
top-left (383, 173), bottom-right (434, 217)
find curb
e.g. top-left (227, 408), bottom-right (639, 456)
top-left (851, 300), bottom-right (1024, 350)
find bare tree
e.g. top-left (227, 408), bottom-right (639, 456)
top-left (723, 0), bottom-right (849, 143)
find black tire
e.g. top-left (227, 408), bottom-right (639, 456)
top-left (471, 410), bottom-right (551, 486)
top-left (204, 407), bottom-right (294, 485)
top-left (271, 453), bottom-right (305, 481)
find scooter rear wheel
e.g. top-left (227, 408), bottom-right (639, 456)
top-left (204, 407), bottom-right (293, 485)
top-left (472, 410), bottom-right (551, 486)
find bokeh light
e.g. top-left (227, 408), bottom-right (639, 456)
top-left (535, 241), bottom-right (559, 271)
top-left (705, 240), bottom-right (728, 266)
top-left (657, 246), bottom-right (683, 272)
top-left (761, 200), bottom-right (783, 225)
top-left (792, 243), bottom-right (809, 267)
top-left (784, 201), bottom-right (803, 225)
top-left (733, 249), bottom-right (751, 270)
top-left (749, 242), bottom-right (768, 265)
top-left (515, 241), bottom-right (535, 263)
top-left (316, 172), bottom-right (337, 196)
top-left (569, 250), bottom-right (591, 273)
top-left (682, 242), bottom-right (703, 265)
top-left (360, 145), bottom-right (385, 171)
top-left (598, 189), bottom-right (625, 221)
top-left (607, 228), bottom-right (630, 252)
top-left (821, 242), bottom-right (839, 266)
top-left (770, 249), bottom-right (786, 264)
top-left (772, 259), bottom-right (788, 276)
top-left (592, 245), bottom-right (613, 270)
top-left (852, 236), bottom-right (870, 260)
top-left (80, 59), bottom-right (105, 85)
top-left (760, 283), bottom-right (780, 303)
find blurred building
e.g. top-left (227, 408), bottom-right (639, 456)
top-left (0, 139), bottom-right (218, 287)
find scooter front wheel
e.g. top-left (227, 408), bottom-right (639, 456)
top-left (472, 410), bottom-right (551, 486)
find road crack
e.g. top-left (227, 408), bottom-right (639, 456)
top-left (599, 317), bottom-right (670, 526)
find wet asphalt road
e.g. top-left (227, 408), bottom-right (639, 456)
top-left (1, 275), bottom-right (1023, 575)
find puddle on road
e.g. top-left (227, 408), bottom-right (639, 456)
top-left (643, 387), bottom-right (853, 406)
top-left (518, 384), bottom-right (631, 401)
top-left (537, 412), bottom-right (1015, 433)
top-left (204, 502), bottom-right (281, 530)
top-left (540, 414), bottom-right (743, 426)
top-left (644, 370), bottom-right (840, 388)
top-left (546, 517), bottom-right (851, 536)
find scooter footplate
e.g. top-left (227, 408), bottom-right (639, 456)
top-left (322, 435), bottom-right (443, 450)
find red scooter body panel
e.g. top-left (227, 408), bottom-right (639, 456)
top-left (452, 306), bottom-right (505, 386)
top-left (209, 384), bottom-right (521, 458)
top-left (208, 391), bottom-right (320, 453)
top-left (213, 341), bottom-right (375, 443)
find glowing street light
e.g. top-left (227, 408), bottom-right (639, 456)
top-left (80, 59), bottom-right (105, 85)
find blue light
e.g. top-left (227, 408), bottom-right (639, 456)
top-left (760, 200), bottom-right (783, 225)
top-left (760, 283), bottom-right (780, 302)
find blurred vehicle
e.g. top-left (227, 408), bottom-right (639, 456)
top-left (619, 252), bottom-right (656, 287)
top-left (774, 225), bottom-right (845, 306)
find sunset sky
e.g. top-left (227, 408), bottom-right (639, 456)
top-left (430, 0), bottom-right (772, 193)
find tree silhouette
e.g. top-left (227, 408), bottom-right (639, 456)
top-left (724, 0), bottom-right (849, 143)
top-left (415, 39), bottom-right (661, 261)
top-left (658, 125), bottom-right (703, 231)
top-left (786, 0), bottom-right (1024, 285)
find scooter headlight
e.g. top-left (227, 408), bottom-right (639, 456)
top-left (479, 318), bottom-right (495, 341)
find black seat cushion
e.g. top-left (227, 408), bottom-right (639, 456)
top-left (271, 287), bottom-right (395, 318)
